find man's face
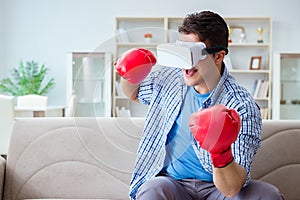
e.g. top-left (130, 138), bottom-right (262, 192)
top-left (180, 33), bottom-right (220, 93)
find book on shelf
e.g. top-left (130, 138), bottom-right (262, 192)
top-left (252, 79), bottom-right (269, 98)
top-left (115, 106), bottom-right (131, 117)
top-left (261, 80), bottom-right (269, 98)
top-left (252, 79), bottom-right (260, 97)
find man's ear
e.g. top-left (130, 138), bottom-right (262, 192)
top-left (215, 50), bottom-right (226, 64)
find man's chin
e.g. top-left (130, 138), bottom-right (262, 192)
top-left (183, 78), bottom-right (196, 86)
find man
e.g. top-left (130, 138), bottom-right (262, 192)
top-left (115, 11), bottom-right (283, 200)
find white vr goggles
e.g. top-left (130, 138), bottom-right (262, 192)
top-left (157, 40), bottom-right (228, 69)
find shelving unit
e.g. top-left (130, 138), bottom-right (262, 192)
top-left (225, 17), bottom-right (272, 119)
top-left (113, 17), bottom-right (272, 119)
top-left (273, 52), bottom-right (300, 119)
top-left (66, 52), bottom-right (113, 117)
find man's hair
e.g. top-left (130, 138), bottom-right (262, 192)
top-left (178, 11), bottom-right (229, 48)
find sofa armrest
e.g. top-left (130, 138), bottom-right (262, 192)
top-left (0, 156), bottom-right (6, 200)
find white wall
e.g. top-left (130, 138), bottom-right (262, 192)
top-left (1, 0), bottom-right (300, 105)
top-left (0, 0), bottom-right (6, 78)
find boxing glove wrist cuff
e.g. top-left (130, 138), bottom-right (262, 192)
top-left (211, 148), bottom-right (234, 168)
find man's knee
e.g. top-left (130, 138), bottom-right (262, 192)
top-left (238, 180), bottom-right (284, 200)
top-left (136, 176), bottom-right (177, 199)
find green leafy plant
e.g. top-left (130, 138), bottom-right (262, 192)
top-left (0, 60), bottom-right (55, 96)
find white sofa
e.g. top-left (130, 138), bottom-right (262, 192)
top-left (0, 118), bottom-right (299, 200)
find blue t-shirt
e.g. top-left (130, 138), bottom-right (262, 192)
top-left (164, 86), bottom-right (213, 181)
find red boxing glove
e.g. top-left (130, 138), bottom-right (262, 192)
top-left (115, 48), bottom-right (156, 85)
top-left (189, 104), bottom-right (241, 168)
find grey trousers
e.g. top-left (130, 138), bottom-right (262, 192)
top-left (136, 175), bottom-right (285, 200)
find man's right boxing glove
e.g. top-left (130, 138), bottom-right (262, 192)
top-left (115, 48), bottom-right (156, 85)
top-left (189, 104), bottom-right (241, 168)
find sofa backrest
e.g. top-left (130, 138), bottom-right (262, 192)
top-left (251, 120), bottom-right (300, 200)
top-left (0, 94), bottom-right (15, 154)
top-left (4, 117), bottom-right (144, 200)
top-left (3, 118), bottom-right (300, 200)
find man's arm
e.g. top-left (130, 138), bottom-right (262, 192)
top-left (213, 161), bottom-right (247, 197)
top-left (189, 104), bottom-right (244, 198)
top-left (120, 77), bottom-right (139, 102)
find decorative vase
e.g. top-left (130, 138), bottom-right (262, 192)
top-left (144, 33), bottom-right (152, 43)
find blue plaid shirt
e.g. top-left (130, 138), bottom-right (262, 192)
top-left (129, 65), bottom-right (262, 199)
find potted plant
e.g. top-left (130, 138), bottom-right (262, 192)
top-left (0, 60), bottom-right (55, 96)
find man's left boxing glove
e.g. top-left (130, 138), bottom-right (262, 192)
top-left (115, 48), bottom-right (156, 85)
top-left (189, 104), bottom-right (241, 168)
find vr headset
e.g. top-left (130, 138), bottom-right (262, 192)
top-left (157, 40), bottom-right (228, 69)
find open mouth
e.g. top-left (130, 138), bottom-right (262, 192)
top-left (184, 68), bottom-right (198, 77)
